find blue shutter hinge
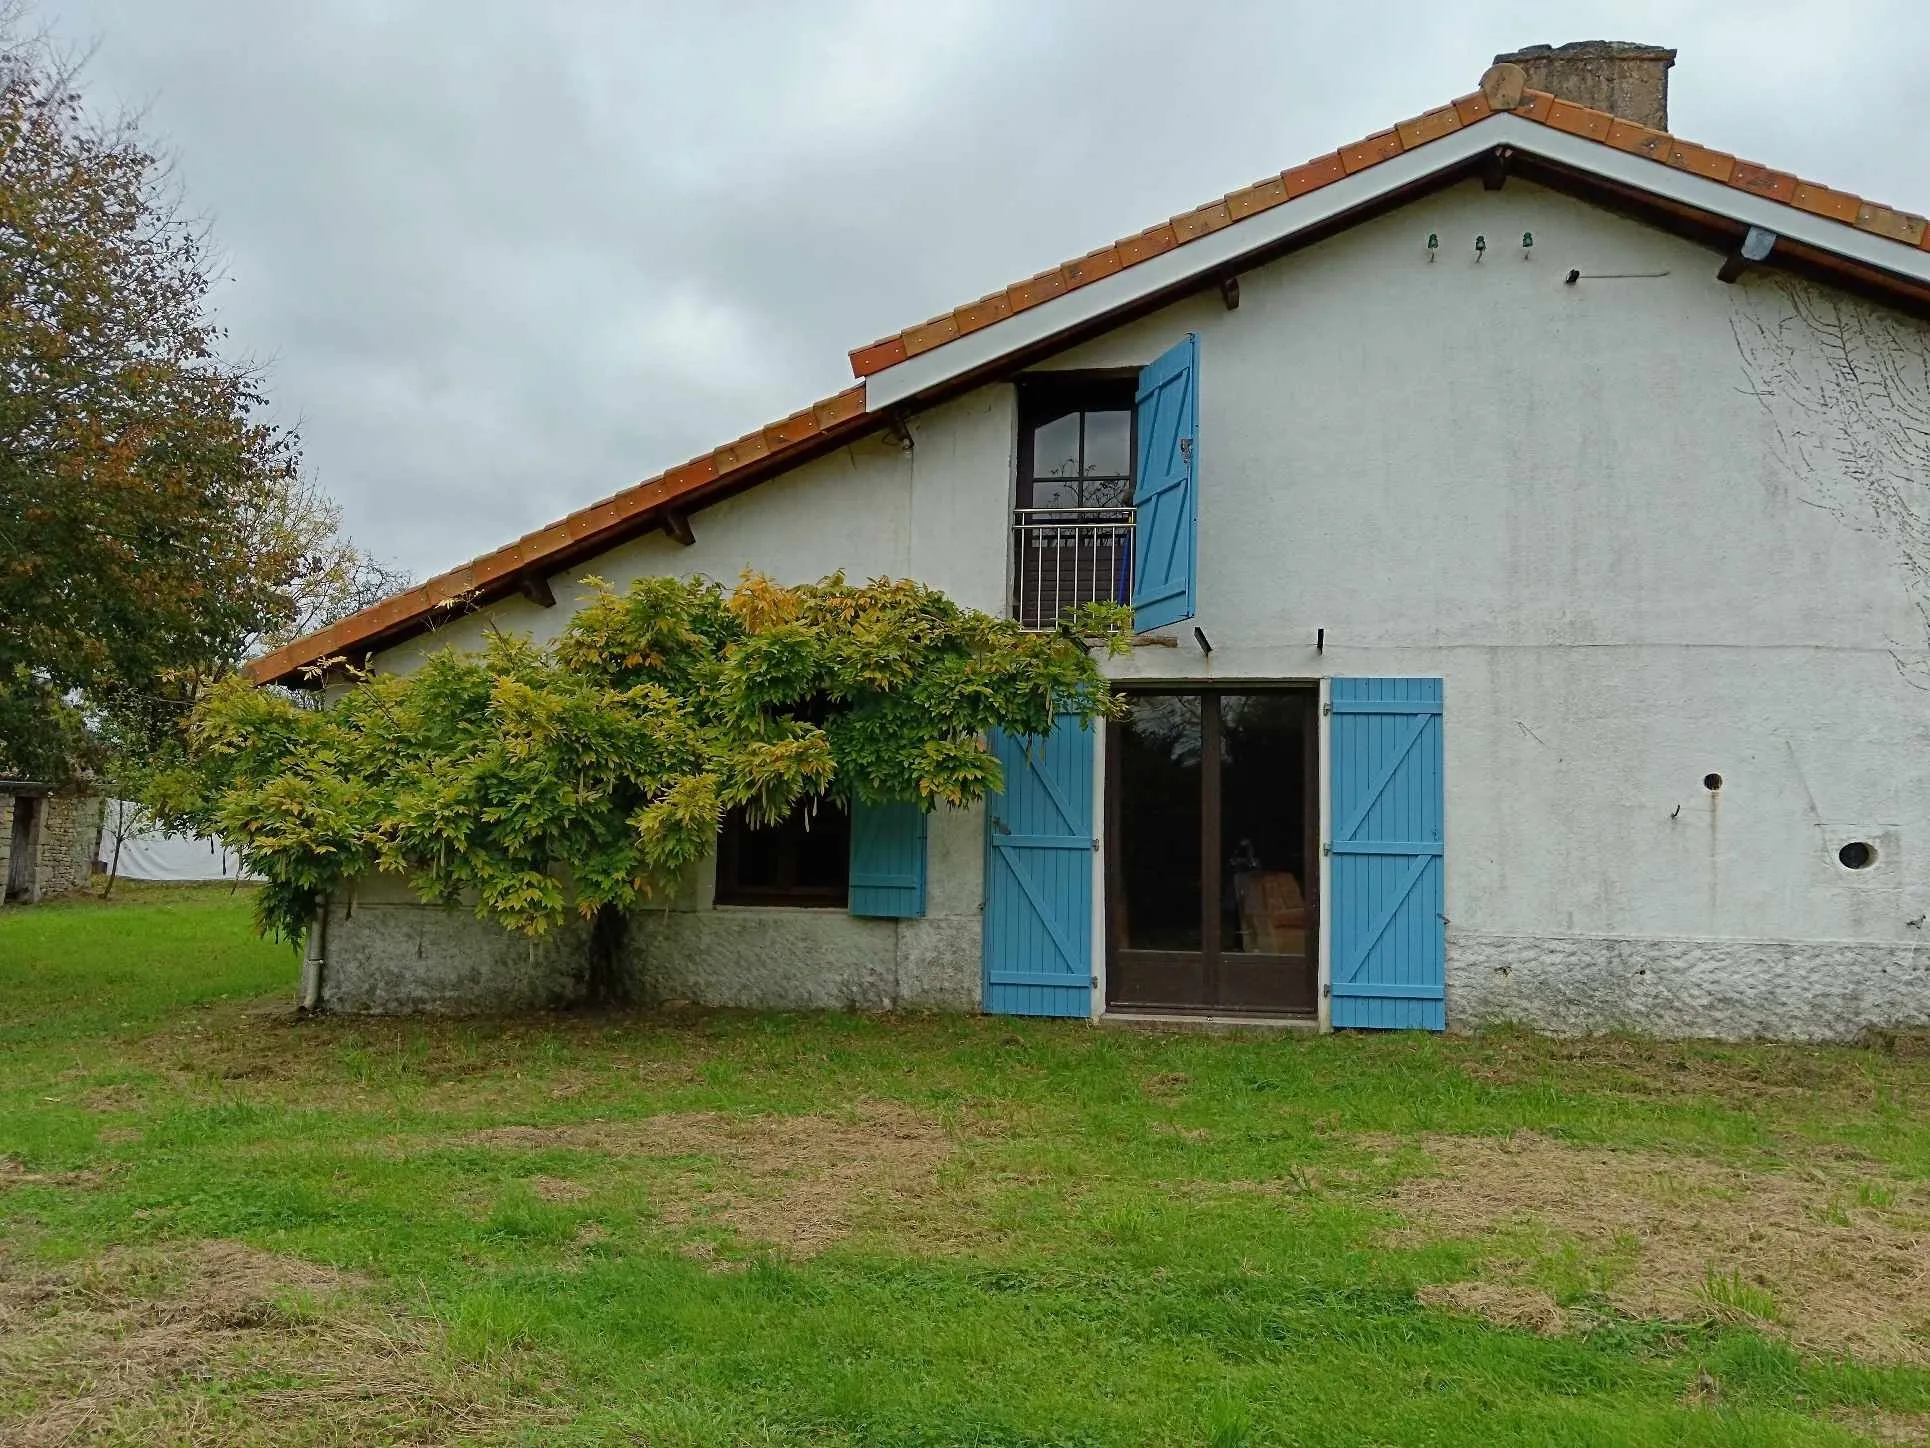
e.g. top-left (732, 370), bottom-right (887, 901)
top-left (1321, 981), bottom-right (1332, 997)
top-left (1321, 842), bottom-right (1331, 857)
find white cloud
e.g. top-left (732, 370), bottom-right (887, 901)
top-left (35, 0), bottom-right (1930, 578)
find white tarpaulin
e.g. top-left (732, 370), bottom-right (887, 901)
top-left (97, 800), bottom-right (258, 883)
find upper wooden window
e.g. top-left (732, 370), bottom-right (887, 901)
top-left (1017, 379), bottom-right (1136, 512)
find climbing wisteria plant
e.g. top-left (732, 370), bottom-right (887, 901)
top-left (154, 573), bottom-right (1130, 971)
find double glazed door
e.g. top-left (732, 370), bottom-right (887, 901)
top-left (1106, 689), bottom-right (1318, 1014)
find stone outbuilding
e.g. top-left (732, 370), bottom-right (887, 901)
top-left (2, 784), bottom-right (105, 904)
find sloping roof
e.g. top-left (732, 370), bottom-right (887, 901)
top-left (245, 384), bottom-right (868, 685)
top-left (849, 65), bottom-right (1930, 381)
top-left (248, 61), bottom-right (1930, 687)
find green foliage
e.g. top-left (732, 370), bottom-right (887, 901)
top-left (0, 31), bottom-right (401, 782)
top-left (10, 888), bottom-right (1930, 1444)
top-left (158, 573), bottom-right (1129, 942)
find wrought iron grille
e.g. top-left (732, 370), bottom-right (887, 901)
top-left (1010, 507), bottom-right (1134, 631)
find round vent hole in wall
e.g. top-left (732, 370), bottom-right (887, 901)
top-left (1703, 773), bottom-right (1723, 791)
top-left (1839, 841), bottom-right (1877, 870)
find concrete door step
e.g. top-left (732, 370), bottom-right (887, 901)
top-left (1096, 1010), bottom-right (1319, 1035)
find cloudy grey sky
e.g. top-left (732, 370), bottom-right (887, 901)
top-left (38, 0), bottom-right (1930, 582)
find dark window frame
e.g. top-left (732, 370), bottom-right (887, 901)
top-left (1103, 685), bottom-right (1321, 1016)
top-left (1015, 373), bottom-right (1138, 513)
top-left (713, 801), bottom-right (850, 908)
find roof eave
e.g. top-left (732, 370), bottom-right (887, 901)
top-left (861, 112), bottom-right (1930, 410)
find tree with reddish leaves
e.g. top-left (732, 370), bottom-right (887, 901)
top-left (0, 24), bottom-right (396, 782)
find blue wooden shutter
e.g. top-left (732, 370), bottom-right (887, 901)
top-left (1131, 333), bottom-right (1199, 631)
top-left (1329, 678), bottom-right (1445, 1031)
top-left (982, 716), bottom-right (1094, 1018)
top-left (849, 800), bottom-right (927, 918)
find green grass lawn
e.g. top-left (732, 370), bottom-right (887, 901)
top-left (4, 884), bottom-right (1930, 1445)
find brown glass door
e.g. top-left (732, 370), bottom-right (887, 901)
top-left (1106, 689), bottom-right (1318, 1015)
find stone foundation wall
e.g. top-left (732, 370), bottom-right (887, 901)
top-left (317, 876), bottom-right (591, 1015)
top-left (1448, 930), bottom-right (1930, 1042)
top-left (313, 805), bottom-right (986, 1017)
top-left (317, 889), bottom-right (981, 1017)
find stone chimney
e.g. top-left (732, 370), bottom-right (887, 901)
top-left (1492, 41), bottom-right (1676, 131)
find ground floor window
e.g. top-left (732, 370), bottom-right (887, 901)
top-left (1106, 688), bottom-right (1318, 1014)
top-left (714, 800), bottom-right (849, 907)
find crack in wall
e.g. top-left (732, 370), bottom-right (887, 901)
top-left (1730, 276), bottom-right (1930, 688)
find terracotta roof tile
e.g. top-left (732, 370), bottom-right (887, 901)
top-left (1338, 128), bottom-right (1404, 174)
top-left (1659, 138), bottom-right (1736, 183)
top-left (1117, 223), bottom-right (1179, 266)
top-left (902, 313), bottom-right (960, 357)
top-left (1397, 105), bottom-right (1464, 150)
top-left (1007, 267), bottom-right (1067, 311)
top-left (1732, 161), bottom-right (1798, 203)
top-left (1545, 97), bottom-right (1614, 144)
top-left (814, 389), bottom-right (867, 427)
top-left (1857, 203), bottom-right (1926, 248)
top-left (954, 290), bottom-right (1013, 332)
top-left (847, 336), bottom-right (906, 374)
top-left (766, 406), bottom-right (824, 447)
top-left (1226, 174), bottom-right (1290, 220)
top-left (1510, 88), bottom-right (1557, 122)
top-left (1793, 180), bottom-right (1864, 225)
top-left (1064, 245), bottom-right (1124, 288)
top-left (1283, 153), bottom-right (1346, 198)
top-left (1171, 199), bottom-right (1233, 243)
top-left (1605, 117), bottom-right (1670, 161)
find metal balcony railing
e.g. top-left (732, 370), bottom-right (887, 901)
top-left (1010, 507), bottom-right (1135, 631)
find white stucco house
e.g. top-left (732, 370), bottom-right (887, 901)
top-left (252, 43), bottom-right (1930, 1041)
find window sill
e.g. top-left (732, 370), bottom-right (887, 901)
top-left (709, 901), bottom-right (855, 914)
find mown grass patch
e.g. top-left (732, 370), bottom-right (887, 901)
top-left (4, 884), bottom-right (1930, 1444)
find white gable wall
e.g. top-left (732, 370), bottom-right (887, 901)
top-left (339, 175), bottom-right (1930, 1037)
top-left (1053, 177), bottom-right (1930, 1037)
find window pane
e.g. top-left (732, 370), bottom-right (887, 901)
top-left (1030, 412), bottom-right (1079, 487)
top-left (1084, 410), bottom-right (1130, 477)
top-left (1219, 695), bottom-right (1309, 956)
top-left (1079, 476), bottom-right (1132, 509)
top-left (1119, 695), bottom-right (1201, 952)
top-left (1031, 478), bottom-right (1081, 509)
top-left (718, 800), bottom-right (849, 904)
top-left (790, 803), bottom-right (850, 890)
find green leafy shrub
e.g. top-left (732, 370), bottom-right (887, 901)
top-left (153, 573), bottom-right (1129, 962)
